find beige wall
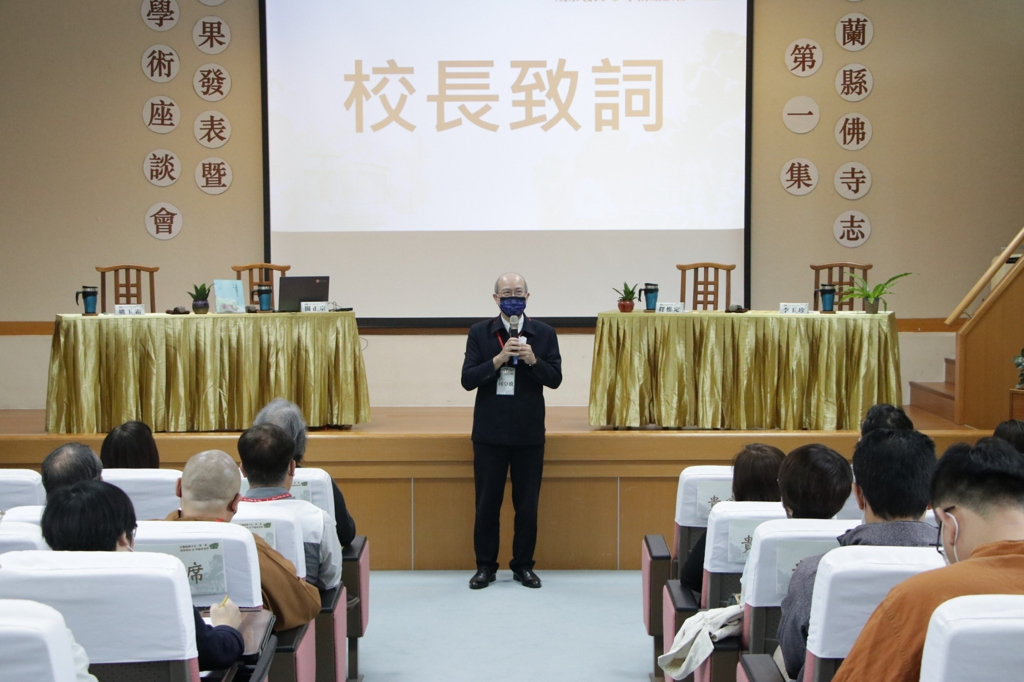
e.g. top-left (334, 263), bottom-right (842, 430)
top-left (2, 1), bottom-right (1022, 410)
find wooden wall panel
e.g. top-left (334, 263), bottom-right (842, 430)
top-left (619, 478), bottom-right (679, 570)
top-left (412, 479), bottom-right (476, 570)
top-left (534, 478), bottom-right (618, 570)
top-left (337, 479), bottom-right (412, 570)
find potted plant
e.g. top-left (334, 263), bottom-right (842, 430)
top-left (613, 282), bottom-right (639, 313)
top-left (188, 283), bottom-right (211, 314)
top-left (839, 272), bottom-right (913, 314)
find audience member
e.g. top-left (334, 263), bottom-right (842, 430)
top-left (993, 419), bottom-right (1024, 454)
top-left (167, 450), bottom-right (321, 631)
top-left (41, 443), bottom-right (102, 499)
top-left (833, 438), bottom-right (1024, 682)
top-left (237, 424), bottom-right (342, 590)
top-left (860, 403), bottom-right (914, 437)
top-left (41, 480), bottom-right (244, 671)
top-left (680, 444), bottom-right (785, 596)
top-left (100, 421), bottom-right (160, 469)
top-left (253, 398), bottom-right (357, 545)
top-left (777, 429), bottom-right (938, 680)
top-left (778, 444), bottom-right (853, 519)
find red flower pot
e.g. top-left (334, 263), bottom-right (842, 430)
top-left (618, 300), bottom-right (635, 313)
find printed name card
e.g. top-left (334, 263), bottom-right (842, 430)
top-left (656, 302), bottom-right (685, 313)
top-left (301, 301), bottom-right (329, 312)
top-left (695, 480), bottom-right (734, 522)
top-left (115, 304), bottom-right (146, 316)
top-left (290, 480), bottom-right (313, 503)
top-left (728, 519), bottom-right (768, 564)
top-left (239, 521), bottom-right (276, 549)
top-left (775, 538), bottom-right (840, 594)
top-left (779, 303), bottom-right (809, 314)
top-left (135, 541), bottom-right (227, 597)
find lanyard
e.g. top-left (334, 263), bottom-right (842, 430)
top-left (239, 493), bottom-right (293, 503)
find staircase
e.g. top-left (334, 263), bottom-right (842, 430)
top-left (909, 357), bottom-right (957, 422)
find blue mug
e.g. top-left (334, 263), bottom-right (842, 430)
top-left (818, 284), bottom-right (837, 312)
top-left (639, 283), bottom-right (659, 311)
top-left (76, 286), bottom-right (98, 315)
top-left (254, 285), bottom-right (273, 311)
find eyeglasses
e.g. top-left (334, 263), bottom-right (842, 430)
top-left (935, 505), bottom-right (956, 556)
top-left (498, 289), bottom-right (527, 297)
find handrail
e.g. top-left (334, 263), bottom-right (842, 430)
top-left (945, 225), bottom-right (1024, 326)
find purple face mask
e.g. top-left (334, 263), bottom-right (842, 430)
top-left (498, 296), bottom-right (527, 318)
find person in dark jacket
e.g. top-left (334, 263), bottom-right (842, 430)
top-left (462, 273), bottom-right (561, 590)
top-left (41, 480), bottom-right (244, 671)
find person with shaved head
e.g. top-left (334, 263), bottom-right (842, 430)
top-left (462, 272), bottom-right (562, 590)
top-left (165, 450), bottom-right (321, 631)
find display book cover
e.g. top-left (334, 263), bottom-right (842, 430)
top-left (213, 279), bottom-right (246, 314)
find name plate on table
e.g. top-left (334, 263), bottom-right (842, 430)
top-left (135, 542), bottom-right (227, 597)
top-left (656, 302), bottom-right (685, 313)
top-left (301, 301), bottom-right (329, 313)
top-left (779, 303), bottom-right (809, 314)
top-left (114, 304), bottom-right (146, 316)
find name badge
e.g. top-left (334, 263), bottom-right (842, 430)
top-left (497, 366), bottom-right (515, 396)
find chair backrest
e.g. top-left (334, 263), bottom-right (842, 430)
top-left (834, 474), bottom-right (861, 521)
top-left (703, 501), bottom-right (787, 608)
top-left (677, 262), bottom-right (736, 311)
top-left (3, 505), bottom-right (44, 525)
top-left (0, 521), bottom-right (49, 553)
top-left (232, 503), bottom-right (307, 578)
top-left (134, 520), bottom-right (262, 608)
top-left (96, 264), bottom-right (159, 313)
top-left (0, 599), bottom-right (80, 682)
top-left (673, 465), bottom-right (733, 564)
top-left (240, 468), bottom-right (336, 521)
top-left (919, 594), bottom-right (1024, 682)
top-left (0, 469), bottom-right (46, 509)
top-left (810, 262), bottom-right (872, 312)
top-left (232, 263), bottom-right (290, 307)
top-left (102, 468), bottom-right (182, 520)
top-left (806, 546), bottom-right (945, 676)
top-left (0, 550), bottom-right (199, 666)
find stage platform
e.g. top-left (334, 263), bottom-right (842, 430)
top-left (0, 407), bottom-right (978, 571)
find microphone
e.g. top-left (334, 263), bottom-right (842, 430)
top-left (509, 315), bottom-right (520, 366)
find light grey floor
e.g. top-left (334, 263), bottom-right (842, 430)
top-left (359, 570), bottom-right (652, 682)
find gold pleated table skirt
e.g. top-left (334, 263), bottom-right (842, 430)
top-left (588, 310), bottom-right (902, 430)
top-left (46, 312), bottom-right (371, 433)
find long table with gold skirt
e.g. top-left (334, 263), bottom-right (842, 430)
top-left (46, 311), bottom-right (371, 433)
top-left (588, 310), bottom-right (902, 430)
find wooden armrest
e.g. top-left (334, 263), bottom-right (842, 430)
top-left (342, 535), bottom-right (366, 562)
top-left (739, 654), bottom-right (786, 682)
top-left (318, 585), bottom-right (342, 614)
top-left (273, 622), bottom-right (310, 654)
top-left (245, 633), bottom-right (278, 682)
top-left (666, 579), bottom-right (700, 613)
top-left (645, 534), bottom-right (671, 560)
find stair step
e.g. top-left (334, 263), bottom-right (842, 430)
top-left (909, 381), bottom-right (956, 422)
top-left (944, 357), bottom-right (956, 385)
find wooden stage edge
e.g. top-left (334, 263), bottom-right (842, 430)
top-left (0, 406), bottom-right (981, 571)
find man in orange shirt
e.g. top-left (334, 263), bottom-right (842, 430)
top-left (833, 438), bottom-right (1024, 682)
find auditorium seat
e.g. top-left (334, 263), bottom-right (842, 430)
top-left (0, 520), bottom-right (49, 553)
top-left (0, 468), bottom-right (46, 509)
top-left (702, 501), bottom-right (787, 609)
top-left (834, 471), bottom-right (861, 521)
top-left (102, 468), bottom-right (182, 520)
top-left (738, 545), bottom-right (945, 682)
top-left (340, 536), bottom-right (370, 682)
top-left (3, 504), bottom-right (44, 524)
top-left (919, 594), bottom-right (1024, 682)
top-left (0, 599), bottom-right (82, 682)
top-left (241, 468), bottom-right (337, 519)
top-left (134, 520), bottom-right (263, 608)
top-left (232, 504), bottom-right (307, 578)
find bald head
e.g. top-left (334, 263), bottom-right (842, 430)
top-left (180, 450), bottom-right (241, 517)
top-left (494, 273), bottom-right (528, 296)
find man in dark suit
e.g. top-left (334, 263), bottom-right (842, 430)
top-left (461, 273), bottom-right (562, 589)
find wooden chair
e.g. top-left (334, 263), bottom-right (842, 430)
top-left (232, 263), bottom-right (291, 308)
top-left (677, 263), bottom-right (735, 310)
top-left (811, 262), bottom-right (872, 311)
top-left (95, 265), bottom-right (158, 313)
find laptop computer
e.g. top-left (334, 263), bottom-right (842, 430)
top-left (277, 276), bottom-right (330, 312)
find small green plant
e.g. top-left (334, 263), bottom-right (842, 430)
top-left (838, 272), bottom-right (913, 311)
top-left (188, 283), bottom-right (210, 301)
top-left (1013, 348), bottom-right (1024, 389)
top-left (613, 282), bottom-right (639, 302)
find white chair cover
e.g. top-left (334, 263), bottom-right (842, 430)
top-left (740, 518), bottom-right (859, 607)
top-left (674, 466), bottom-right (734, 527)
top-left (3, 505), bottom-right (44, 525)
top-left (0, 550), bottom-right (198, 664)
top-left (704, 501), bottom-right (787, 573)
top-left (240, 469), bottom-right (337, 520)
top-left (0, 469), bottom-right (46, 509)
top-left (807, 545), bottom-right (945, 659)
top-left (232, 503), bottom-right (306, 578)
top-left (102, 469), bottom-right (182, 520)
top-left (834, 471), bottom-right (861, 520)
top-left (0, 600), bottom-right (78, 682)
top-left (919, 594), bottom-right (1024, 682)
top-left (0, 520), bottom-right (49, 553)
top-left (134, 520), bottom-right (262, 608)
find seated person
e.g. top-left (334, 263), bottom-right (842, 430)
top-left (777, 429), bottom-right (938, 681)
top-left (42, 443), bottom-right (103, 500)
top-left (253, 398), bottom-right (357, 545)
top-left (680, 443), bottom-right (785, 597)
top-left (778, 444), bottom-right (853, 519)
top-left (993, 419), bottom-right (1024, 454)
top-left (41, 480), bottom-right (244, 671)
top-left (100, 421), bottom-right (160, 468)
top-left (168, 449), bottom-right (321, 631)
top-left (834, 438), bottom-right (1024, 682)
top-left (237, 424), bottom-right (342, 590)
top-left (860, 403), bottom-right (914, 437)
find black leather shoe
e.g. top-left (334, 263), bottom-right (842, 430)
top-left (513, 568), bottom-right (542, 588)
top-left (469, 569), bottom-right (496, 589)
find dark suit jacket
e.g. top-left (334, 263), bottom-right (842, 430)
top-left (461, 316), bottom-right (562, 446)
top-left (193, 607), bottom-right (244, 671)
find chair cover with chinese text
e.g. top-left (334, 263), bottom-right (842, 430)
top-left (704, 501), bottom-right (787, 609)
top-left (102, 468), bottom-right (182, 520)
top-left (233, 502), bottom-right (307, 578)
